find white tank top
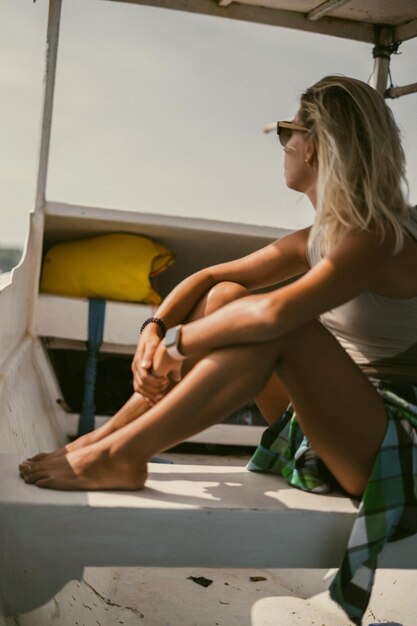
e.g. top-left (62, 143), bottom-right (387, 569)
top-left (306, 207), bottom-right (417, 383)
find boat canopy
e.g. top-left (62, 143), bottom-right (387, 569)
top-left (34, 0), bottom-right (417, 218)
top-left (101, 0), bottom-right (417, 97)
top-left (105, 0), bottom-right (417, 44)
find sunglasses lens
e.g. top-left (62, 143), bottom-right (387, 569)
top-left (278, 127), bottom-right (291, 147)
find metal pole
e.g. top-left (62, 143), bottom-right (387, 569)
top-left (369, 27), bottom-right (394, 95)
top-left (34, 0), bottom-right (63, 214)
top-left (27, 0), bottom-right (62, 336)
top-left (385, 82), bottom-right (417, 99)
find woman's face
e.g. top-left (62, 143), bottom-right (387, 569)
top-left (283, 113), bottom-right (317, 203)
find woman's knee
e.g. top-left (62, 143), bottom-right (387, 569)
top-left (205, 281), bottom-right (248, 314)
top-left (186, 281), bottom-right (248, 323)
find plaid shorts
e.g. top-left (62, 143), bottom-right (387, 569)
top-left (247, 380), bottom-right (417, 625)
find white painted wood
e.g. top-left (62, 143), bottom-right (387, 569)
top-left (307, 0), bottom-right (351, 22)
top-left (0, 453), bottom-right (357, 616)
top-left (0, 221), bottom-right (33, 369)
top-left (33, 340), bottom-right (80, 443)
top-left (44, 201), bottom-right (288, 239)
top-left (40, 337), bottom-right (137, 354)
top-left (34, 0), bottom-right (62, 215)
top-left (0, 273), bottom-right (11, 289)
top-left (42, 203), bottom-right (288, 309)
top-left (36, 294), bottom-right (152, 347)
top-left (104, 0), bottom-right (416, 43)
top-left (8, 565), bottom-right (353, 626)
top-left (27, 0), bottom-right (63, 338)
top-left (1, 453), bottom-right (416, 618)
top-left (0, 338), bottom-right (65, 456)
top-left (186, 423), bottom-right (265, 445)
top-left (13, 565), bottom-right (417, 626)
top-left (396, 16), bottom-right (417, 41)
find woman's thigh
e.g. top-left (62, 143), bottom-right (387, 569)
top-left (274, 320), bottom-right (388, 497)
top-left (186, 281), bottom-right (290, 423)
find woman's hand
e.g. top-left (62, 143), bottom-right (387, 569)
top-left (132, 327), bottom-right (170, 403)
top-left (152, 342), bottom-right (183, 383)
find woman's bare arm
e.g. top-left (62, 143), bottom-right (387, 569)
top-left (174, 229), bottom-right (398, 358)
top-left (133, 226), bottom-right (311, 397)
top-left (152, 226), bottom-right (311, 328)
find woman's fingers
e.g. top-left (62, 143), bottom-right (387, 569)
top-left (133, 369), bottom-right (170, 401)
top-left (139, 341), bottom-right (158, 370)
top-left (132, 335), bottom-right (161, 380)
top-left (132, 338), bottom-right (179, 402)
top-left (137, 368), bottom-right (168, 391)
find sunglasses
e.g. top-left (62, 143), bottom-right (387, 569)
top-left (263, 120), bottom-right (309, 146)
top-left (276, 121), bottom-right (309, 147)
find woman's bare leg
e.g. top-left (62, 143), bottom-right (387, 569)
top-left (29, 393), bottom-right (152, 461)
top-left (19, 341), bottom-right (283, 490)
top-left (29, 282), bottom-right (250, 462)
top-left (31, 281), bottom-right (287, 464)
top-left (20, 320), bottom-right (387, 496)
top-left (185, 281), bottom-right (290, 422)
top-left (274, 321), bottom-right (387, 496)
top-left (255, 373), bottom-right (290, 424)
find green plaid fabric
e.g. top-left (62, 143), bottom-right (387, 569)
top-left (246, 380), bottom-right (417, 625)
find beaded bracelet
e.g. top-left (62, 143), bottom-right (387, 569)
top-left (140, 316), bottom-right (167, 336)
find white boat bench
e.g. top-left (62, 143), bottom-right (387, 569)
top-left (36, 292), bottom-right (152, 355)
top-left (0, 453), bottom-right (415, 617)
top-left (36, 203), bottom-right (289, 446)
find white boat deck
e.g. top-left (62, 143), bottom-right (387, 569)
top-left (2, 450), bottom-right (416, 622)
top-left (0, 452), bottom-right (358, 615)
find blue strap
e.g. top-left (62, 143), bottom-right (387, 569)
top-left (77, 298), bottom-right (106, 436)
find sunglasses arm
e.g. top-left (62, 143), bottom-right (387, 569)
top-left (262, 122), bottom-right (277, 134)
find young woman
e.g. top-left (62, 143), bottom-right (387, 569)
top-left (20, 75), bottom-right (417, 623)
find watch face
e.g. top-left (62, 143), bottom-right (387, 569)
top-left (163, 325), bottom-right (184, 360)
top-left (164, 327), bottom-right (177, 347)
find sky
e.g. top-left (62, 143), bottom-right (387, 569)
top-left (1, 0), bottom-right (416, 250)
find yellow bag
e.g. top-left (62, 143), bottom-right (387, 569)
top-left (40, 233), bottom-right (175, 305)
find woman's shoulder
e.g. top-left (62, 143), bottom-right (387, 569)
top-left (313, 227), bottom-right (417, 299)
top-left (372, 225), bottom-right (417, 299)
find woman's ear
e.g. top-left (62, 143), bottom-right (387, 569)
top-left (304, 139), bottom-right (317, 168)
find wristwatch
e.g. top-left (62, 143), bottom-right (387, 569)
top-left (164, 325), bottom-right (186, 360)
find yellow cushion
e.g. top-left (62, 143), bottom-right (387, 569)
top-left (40, 233), bottom-right (175, 304)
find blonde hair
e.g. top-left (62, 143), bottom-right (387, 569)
top-left (299, 75), bottom-right (410, 253)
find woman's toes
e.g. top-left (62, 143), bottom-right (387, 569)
top-left (23, 469), bottom-right (49, 484)
top-left (19, 461), bottom-right (32, 477)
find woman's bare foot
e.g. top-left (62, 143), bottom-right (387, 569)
top-left (19, 441), bottom-right (148, 491)
top-left (27, 449), bottom-right (67, 463)
top-left (27, 429), bottom-right (108, 463)
top-left (26, 393), bottom-right (153, 464)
